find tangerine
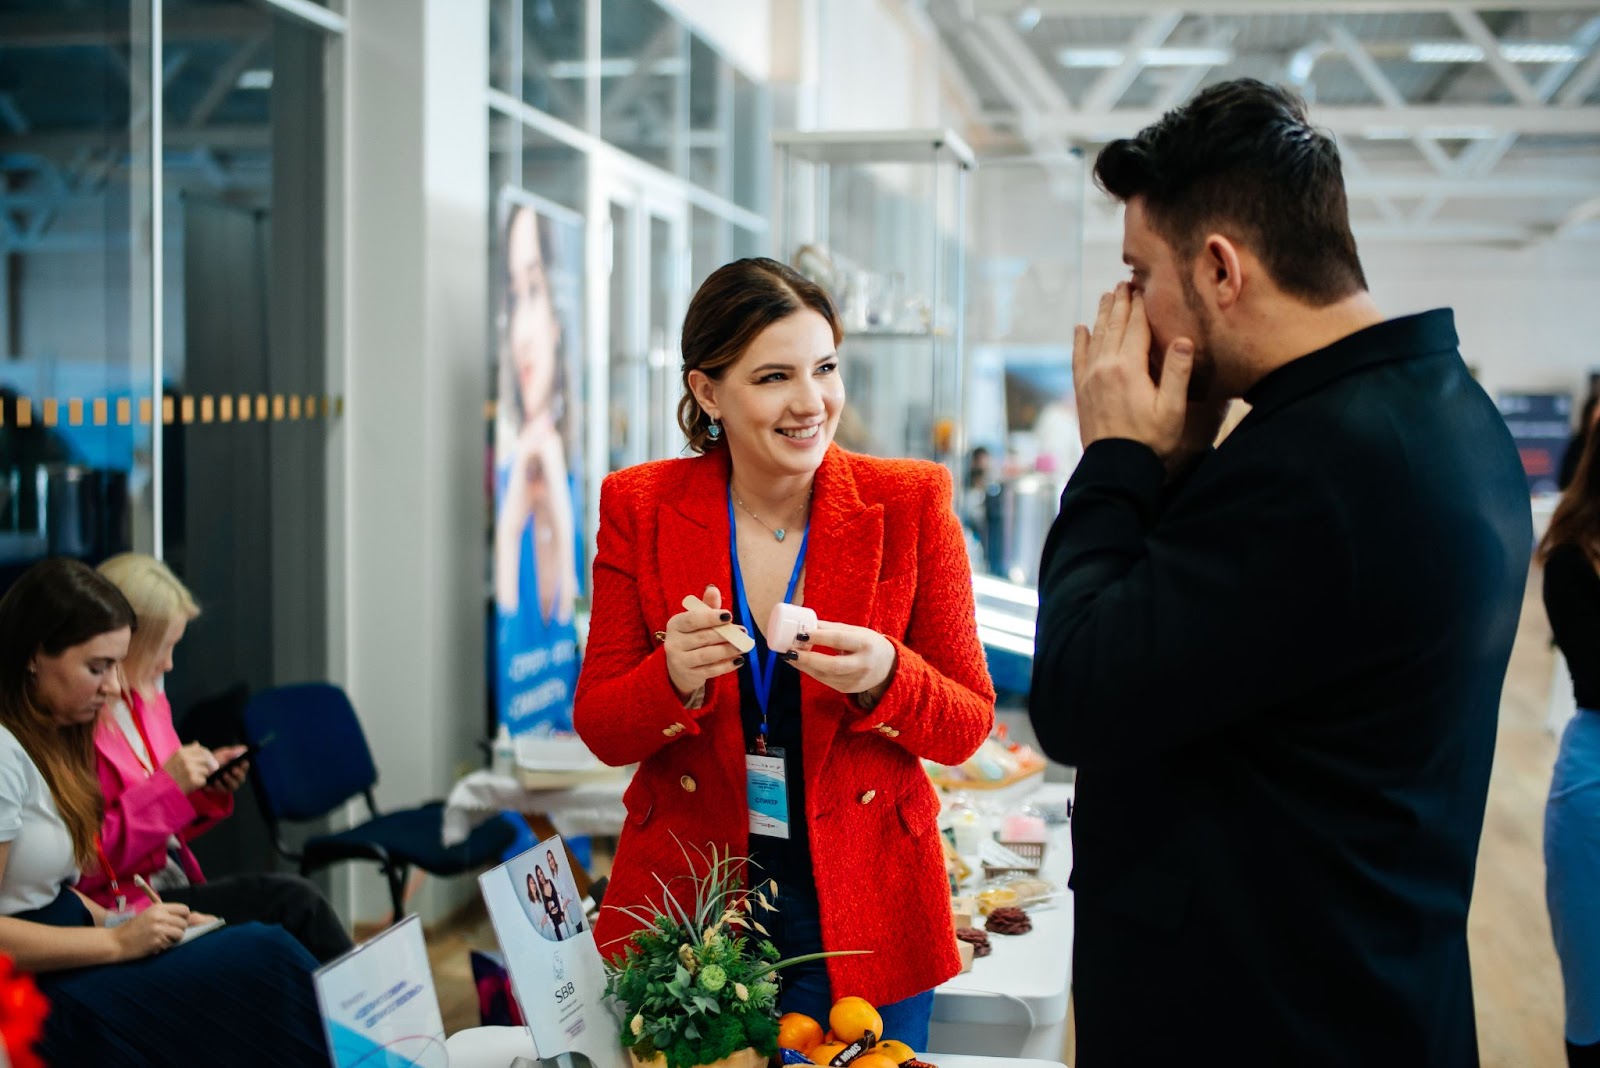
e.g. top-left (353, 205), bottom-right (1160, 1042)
top-left (810, 1040), bottom-right (851, 1065)
top-left (777, 1012), bottom-right (824, 1054)
top-left (871, 1039), bottom-right (916, 1063)
top-left (847, 1056), bottom-right (901, 1068)
top-left (829, 996), bottom-right (884, 1044)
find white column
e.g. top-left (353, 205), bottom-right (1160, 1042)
top-left (339, 0), bottom-right (490, 924)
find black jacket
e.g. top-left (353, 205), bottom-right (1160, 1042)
top-left (1031, 310), bottom-right (1531, 1066)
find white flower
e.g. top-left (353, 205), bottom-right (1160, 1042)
top-left (678, 943), bottom-right (698, 974)
top-left (630, 1014), bottom-right (644, 1037)
top-left (733, 983), bottom-right (749, 1002)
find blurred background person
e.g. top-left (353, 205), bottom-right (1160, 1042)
top-left (1541, 424), bottom-right (1600, 1067)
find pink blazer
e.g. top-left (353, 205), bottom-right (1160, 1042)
top-left (77, 690), bottom-right (233, 911)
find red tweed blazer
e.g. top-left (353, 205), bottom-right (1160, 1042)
top-left (574, 444), bottom-right (996, 1008)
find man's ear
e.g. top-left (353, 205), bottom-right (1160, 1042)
top-left (688, 369), bottom-right (718, 420)
top-left (1200, 233), bottom-right (1245, 310)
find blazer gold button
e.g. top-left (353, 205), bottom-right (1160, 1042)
top-left (661, 726), bottom-right (676, 737)
top-left (859, 790), bottom-right (876, 804)
top-left (680, 775), bottom-right (697, 793)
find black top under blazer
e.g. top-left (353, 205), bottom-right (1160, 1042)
top-left (1030, 310), bottom-right (1532, 1066)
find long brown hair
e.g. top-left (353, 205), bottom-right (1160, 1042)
top-left (676, 257), bottom-right (843, 453)
top-left (0, 557), bottom-right (136, 868)
top-left (1540, 414), bottom-right (1600, 569)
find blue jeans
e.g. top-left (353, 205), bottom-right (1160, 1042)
top-left (1547, 710), bottom-right (1600, 1046)
top-left (770, 881), bottom-right (935, 1050)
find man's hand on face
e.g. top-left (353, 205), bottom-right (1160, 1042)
top-left (1073, 282), bottom-right (1196, 466)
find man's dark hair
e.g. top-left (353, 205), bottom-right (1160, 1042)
top-left (1094, 78), bottom-right (1367, 306)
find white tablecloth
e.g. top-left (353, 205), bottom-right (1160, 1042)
top-left (441, 769), bottom-right (630, 847)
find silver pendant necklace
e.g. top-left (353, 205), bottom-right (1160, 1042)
top-left (732, 487), bottom-right (812, 542)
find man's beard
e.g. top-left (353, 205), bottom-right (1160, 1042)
top-left (1178, 272), bottom-right (1220, 402)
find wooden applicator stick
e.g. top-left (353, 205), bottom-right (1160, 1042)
top-left (680, 594), bottom-right (756, 654)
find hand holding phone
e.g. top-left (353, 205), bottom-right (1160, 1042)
top-left (204, 733), bottom-right (275, 789)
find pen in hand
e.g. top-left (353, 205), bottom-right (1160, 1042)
top-left (132, 874), bottom-right (162, 906)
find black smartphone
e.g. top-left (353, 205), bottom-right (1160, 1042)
top-left (205, 733), bottom-right (275, 787)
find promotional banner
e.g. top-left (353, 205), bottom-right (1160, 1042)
top-left (1498, 392), bottom-right (1573, 496)
top-left (493, 188), bottom-right (587, 737)
top-left (313, 915), bottom-right (448, 1068)
top-left (479, 835), bottom-right (627, 1068)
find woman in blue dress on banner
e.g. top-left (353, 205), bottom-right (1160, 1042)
top-left (494, 201), bottom-right (583, 735)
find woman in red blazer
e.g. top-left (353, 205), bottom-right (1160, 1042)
top-left (574, 258), bottom-right (994, 1046)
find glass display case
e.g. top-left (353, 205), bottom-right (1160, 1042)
top-left (773, 129), bottom-right (973, 474)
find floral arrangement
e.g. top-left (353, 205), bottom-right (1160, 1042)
top-left (0, 956), bottom-right (48, 1068)
top-left (603, 841), bottom-right (865, 1068)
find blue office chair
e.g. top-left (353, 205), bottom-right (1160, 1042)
top-left (243, 682), bottom-right (516, 923)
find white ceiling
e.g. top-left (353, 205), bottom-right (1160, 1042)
top-left (931, 0), bottom-right (1600, 245)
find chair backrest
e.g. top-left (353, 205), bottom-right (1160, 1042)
top-left (243, 682), bottom-right (379, 823)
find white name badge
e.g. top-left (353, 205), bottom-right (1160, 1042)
top-left (746, 749), bottom-right (790, 839)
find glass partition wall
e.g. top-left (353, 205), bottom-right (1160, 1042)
top-left (0, 0), bottom-right (342, 870)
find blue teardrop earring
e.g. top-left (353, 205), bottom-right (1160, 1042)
top-left (708, 419), bottom-right (721, 441)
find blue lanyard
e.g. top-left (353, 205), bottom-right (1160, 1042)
top-left (728, 487), bottom-right (810, 743)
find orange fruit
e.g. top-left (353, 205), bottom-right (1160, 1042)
top-left (777, 1012), bottom-right (824, 1054)
top-left (829, 996), bottom-right (884, 1044)
top-left (847, 1056), bottom-right (900, 1068)
top-left (810, 1041), bottom-right (851, 1065)
top-left (871, 1039), bottom-right (916, 1063)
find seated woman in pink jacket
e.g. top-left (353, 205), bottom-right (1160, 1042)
top-left (75, 553), bottom-right (352, 963)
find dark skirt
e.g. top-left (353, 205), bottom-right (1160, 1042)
top-left (17, 888), bottom-right (330, 1066)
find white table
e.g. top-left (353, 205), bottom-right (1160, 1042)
top-left (441, 768), bottom-right (629, 847)
top-left (929, 783), bottom-right (1074, 1060)
top-left (443, 1027), bottom-right (1066, 1068)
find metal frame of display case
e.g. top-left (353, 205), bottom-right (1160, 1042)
top-left (772, 128), bottom-right (975, 478)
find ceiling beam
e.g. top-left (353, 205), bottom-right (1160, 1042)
top-left (0, 126), bottom-right (270, 157)
top-left (1325, 22), bottom-right (1454, 174)
top-left (1448, 6), bottom-right (1541, 105)
top-left (1082, 11), bottom-right (1183, 113)
top-left (956, 20), bottom-right (1076, 164)
top-left (1558, 39), bottom-right (1600, 104)
top-left (976, 15), bottom-right (1075, 114)
top-left (1555, 194), bottom-right (1600, 237)
top-left (985, 105), bottom-right (1600, 139)
top-left (1154, 25), bottom-right (1238, 111)
top-left (186, 36), bottom-right (267, 129)
top-left (1350, 175), bottom-right (1600, 198)
top-left (1083, 218), bottom-right (1567, 243)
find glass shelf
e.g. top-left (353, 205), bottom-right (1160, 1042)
top-left (774, 129), bottom-right (972, 472)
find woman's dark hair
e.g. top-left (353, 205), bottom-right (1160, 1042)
top-left (0, 557), bottom-right (136, 868)
top-left (1541, 412), bottom-right (1600, 568)
top-left (1094, 78), bottom-right (1367, 307)
top-left (677, 257), bottom-right (844, 453)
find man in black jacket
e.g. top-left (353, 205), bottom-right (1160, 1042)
top-left (1030, 79), bottom-right (1532, 1065)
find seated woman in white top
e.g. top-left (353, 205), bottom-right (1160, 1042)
top-left (0, 556), bottom-right (329, 1066)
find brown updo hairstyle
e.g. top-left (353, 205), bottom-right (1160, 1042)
top-left (677, 257), bottom-right (844, 454)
